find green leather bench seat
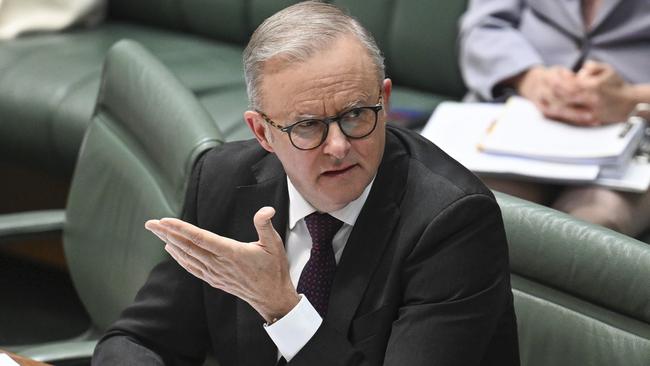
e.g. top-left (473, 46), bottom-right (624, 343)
top-left (0, 0), bottom-right (466, 175)
top-left (497, 192), bottom-right (650, 366)
top-left (0, 23), bottom-right (248, 174)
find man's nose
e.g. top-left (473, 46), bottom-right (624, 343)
top-left (322, 123), bottom-right (351, 159)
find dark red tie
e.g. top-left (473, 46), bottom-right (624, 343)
top-left (296, 212), bottom-right (343, 318)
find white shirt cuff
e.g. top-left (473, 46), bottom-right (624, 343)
top-left (263, 295), bottom-right (322, 361)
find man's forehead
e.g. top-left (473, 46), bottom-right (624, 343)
top-left (258, 35), bottom-right (379, 113)
top-left (260, 72), bottom-right (379, 119)
top-left (268, 79), bottom-right (378, 120)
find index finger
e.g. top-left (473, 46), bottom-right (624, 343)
top-left (157, 217), bottom-right (240, 252)
top-left (541, 103), bottom-right (599, 126)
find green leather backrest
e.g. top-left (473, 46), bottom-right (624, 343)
top-left (108, 0), bottom-right (467, 98)
top-left (247, 0), bottom-right (302, 31)
top-left (108, 0), bottom-right (183, 31)
top-left (495, 192), bottom-right (650, 366)
top-left (108, 0), bottom-right (250, 44)
top-left (63, 40), bottom-right (223, 331)
top-left (334, 0), bottom-right (467, 98)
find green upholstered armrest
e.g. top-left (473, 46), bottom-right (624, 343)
top-left (494, 190), bottom-right (650, 366)
top-left (20, 339), bottom-right (223, 366)
top-left (19, 340), bottom-right (97, 364)
top-left (0, 210), bottom-right (65, 243)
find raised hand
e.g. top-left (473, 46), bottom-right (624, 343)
top-left (145, 206), bottom-right (300, 322)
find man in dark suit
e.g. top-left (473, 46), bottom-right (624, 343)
top-left (92, 2), bottom-right (519, 365)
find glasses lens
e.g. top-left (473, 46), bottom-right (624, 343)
top-left (290, 119), bottom-right (327, 149)
top-left (340, 107), bottom-right (377, 138)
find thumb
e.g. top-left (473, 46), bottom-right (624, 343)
top-left (253, 206), bottom-right (281, 247)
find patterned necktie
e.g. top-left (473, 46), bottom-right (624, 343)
top-left (296, 212), bottom-right (343, 318)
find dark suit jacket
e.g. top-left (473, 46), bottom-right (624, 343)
top-left (93, 126), bottom-right (520, 366)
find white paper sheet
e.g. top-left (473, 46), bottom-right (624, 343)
top-left (478, 97), bottom-right (643, 164)
top-left (421, 101), bottom-right (650, 192)
top-left (421, 102), bottom-right (600, 182)
top-left (0, 353), bottom-right (19, 366)
top-left (594, 159), bottom-right (650, 192)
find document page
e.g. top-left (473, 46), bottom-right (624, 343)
top-left (478, 97), bottom-right (643, 164)
top-left (421, 102), bottom-right (600, 182)
top-left (0, 354), bottom-right (19, 366)
top-left (595, 159), bottom-right (650, 192)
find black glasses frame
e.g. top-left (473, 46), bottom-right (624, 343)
top-left (257, 95), bottom-right (384, 150)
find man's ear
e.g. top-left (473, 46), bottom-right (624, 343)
top-left (244, 110), bottom-right (274, 153)
top-left (382, 78), bottom-right (392, 114)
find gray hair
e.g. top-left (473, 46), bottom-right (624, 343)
top-left (243, 1), bottom-right (385, 110)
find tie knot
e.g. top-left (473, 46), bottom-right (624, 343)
top-left (304, 212), bottom-right (343, 248)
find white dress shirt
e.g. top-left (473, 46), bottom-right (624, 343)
top-left (263, 176), bottom-right (374, 361)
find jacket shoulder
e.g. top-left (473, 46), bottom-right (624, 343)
top-left (387, 126), bottom-right (492, 200)
top-left (197, 139), bottom-right (269, 185)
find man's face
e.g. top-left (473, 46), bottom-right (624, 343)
top-left (245, 35), bottom-right (392, 213)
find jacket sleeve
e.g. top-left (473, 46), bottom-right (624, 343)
top-left (288, 194), bottom-right (517, 366)
top-left (459, 0), bottom-right (543, 100)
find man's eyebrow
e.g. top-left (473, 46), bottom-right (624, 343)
top-left (292, 97), bottom-right (371, 121)
top-left (291, 112), bottom-right (320, 122)
top-left (341, 99), bottom-right (366, 111)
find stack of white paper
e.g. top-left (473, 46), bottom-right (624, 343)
top-left (420, 99), bottom-right (650, 192)
top-left (478, 97), bottom-right (644, 167)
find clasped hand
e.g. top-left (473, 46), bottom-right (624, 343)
top-left (517, 61), bottom-right (636, 125)
top-left (145, 206), bottom-right (300, 322)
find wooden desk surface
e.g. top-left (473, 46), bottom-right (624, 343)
top-left (1, 351), bottom-right (52, 366)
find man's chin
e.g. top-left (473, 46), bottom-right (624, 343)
top-left (319, 188), bottom-right (365, 212)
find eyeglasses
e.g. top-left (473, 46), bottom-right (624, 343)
top-left (257, 95), bottom-right (383, 150)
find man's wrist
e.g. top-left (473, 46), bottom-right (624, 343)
top-left (263, 295), bottom-right (322, 362)
top-left (262, 290), bottom-right (301, 323)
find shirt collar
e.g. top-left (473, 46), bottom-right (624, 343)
top-left (287, 177), bottom-right (375, 230)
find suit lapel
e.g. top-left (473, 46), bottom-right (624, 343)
top-left (233, 153), bottom-right (289, 366)
top-left (326, 133), bottom-right (408, 336)
top-left (555, 0), bottom-right (584, 37)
